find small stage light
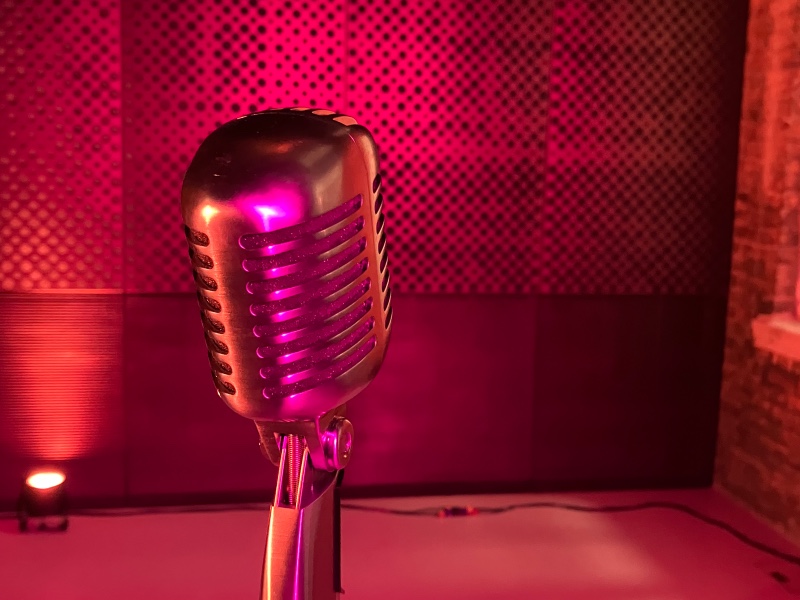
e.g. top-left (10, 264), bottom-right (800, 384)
top-left (26, 471), bottom-right (66, 490)
top-left (17, 469), bottom-right (68, 532)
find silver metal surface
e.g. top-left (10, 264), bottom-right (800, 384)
top-left (181, 108), bottom-right (392, 430)
top-left (322, 418), bottom-right (354, 471)
top-left (181, 108), bottom-right (390, 600)
top-left (264, 438), bottom-right (341, 600)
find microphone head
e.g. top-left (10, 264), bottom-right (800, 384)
top-left (181, 108), bottom-right (392, 423)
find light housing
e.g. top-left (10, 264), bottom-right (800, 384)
top-left (17, 469), bottom-right (68, 532)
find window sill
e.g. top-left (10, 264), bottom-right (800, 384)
top-left (751, 313), bottom-right (800, 362)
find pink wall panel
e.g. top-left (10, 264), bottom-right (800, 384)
top-left (0, 0), bottom-right (122, 291)
top-left (345, 0), bottom-right (551, 292)
top-left (0, 0), bottom-right (745, 295)
top-left (120, 0), bottom-right (346, 292)
top-left (538, 0), bottom-right (746, 294)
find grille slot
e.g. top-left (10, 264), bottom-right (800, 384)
top-left (201, 311), bottom-right (226, 334)
top-left (259, 318), bottom-right (375, 380)
top-left (250, 259), bottom-right (368, 317)
top-left (197, 292), bottom-right (222, 313)
top-left (193, 270), bottom-right (218, 291)
top-left (185, 226), bottom-right (210, 247)
top-left (239, 195), bottom-right (362, 249)
top-left (213, 373), bottom-right (235, 395)
top-left (189, 248), bottom-right (214, 269)
top-left (208, 353), bottom-right (233, 375)
top-left (262, 336), bottom-right (377, 401)
top-left (256, 298), bottom-right (373, 359)
top-left (371, 170), bottom-right (392, 329)
top-left (241, 193), bottom-right (379, 401)
top-left (383, 287), bottom-right (392, 310)
top-left (204, 331), bottom-right (229, 355)
top-left (253, 278), bottom-right (371, 338)
top-left (246, 238), bottom-right (366, 295)
top-left (243, 218), bottom-right (364, 273)
top-left (187, 224), bottom-right (232, 393)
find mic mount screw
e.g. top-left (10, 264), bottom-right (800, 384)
top-left (323, 417), bottom-right (354, 471)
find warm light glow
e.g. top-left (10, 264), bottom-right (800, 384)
top-left (26, 471), bottom-right (66, 490)
top-left (9, 297), bottom-right (116, 461)
top-left (201, 205), bottom-right (219, 223)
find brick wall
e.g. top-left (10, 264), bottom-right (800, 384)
top-left (716, 0), bottom-right (800, 539)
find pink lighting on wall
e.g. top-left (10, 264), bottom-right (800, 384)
top-left (0, 0), bottom-right (122, 292)
top-left (2, 297), bottom-right (121, 462)
top-left (0, 0), bottom-right (742, 297)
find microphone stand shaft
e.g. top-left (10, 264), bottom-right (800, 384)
top-left (261, 436), bottom-right (342, 600)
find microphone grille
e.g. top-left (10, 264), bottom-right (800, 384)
top-left (181, 108), bottom-right (392, 420)
top-left (245, 194), bottom-right (379, 401)
top-left (184, 225), bottom-right (237, 396)
top-left (373, 173), bottom-right (393, 330)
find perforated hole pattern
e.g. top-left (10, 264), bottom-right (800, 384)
top-left (0, 0), bottom-right (746, 294)
top-left (0, 0), bottom-right (122, 290)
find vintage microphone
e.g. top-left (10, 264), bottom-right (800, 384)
top-left (180, 108), bottom-right (392, 599)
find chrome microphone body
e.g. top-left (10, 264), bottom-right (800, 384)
top-left (181, 108), bottom-right (392, 600)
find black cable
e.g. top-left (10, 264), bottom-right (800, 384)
top-left (5, 499), bottom-right (799, 570)
top-left (67, 503), bottom-right (270, 517)
top-left (341, 500), bottom-right (800, 568)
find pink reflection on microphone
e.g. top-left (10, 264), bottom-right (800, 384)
top-left (254, 204), bottom-right (284, 229)
top-left (245, 184), bottom-right (305, 235)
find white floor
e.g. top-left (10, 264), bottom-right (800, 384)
top-left (1, 488), bottom-right (799, 599)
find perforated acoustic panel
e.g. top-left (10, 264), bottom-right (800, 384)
top-left (345, 0), bottom-right (550, 293)
top-left (538, 0), bottom-right (746, 294)
top-left (121, 0), bottom-right (549, 293)
top-left (0, 0), bottom-right (122, 291)
top-left (121, 0), bottom-right (345, 292)
top-left (0, 0), bottom-right (747, 294)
